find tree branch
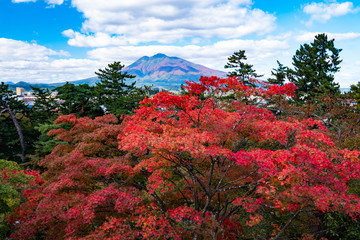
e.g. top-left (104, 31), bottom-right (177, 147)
top-left (232, 111), bottom-right (247, 130)
top-left (272, 208), bottom-right (303, 240)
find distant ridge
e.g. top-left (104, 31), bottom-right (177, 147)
top-left (340, 88), bottom-right (350, 93)
top-left (4, 78), bottom-right (98, 91)
top-left (4, 54), bottom-right (226, 91)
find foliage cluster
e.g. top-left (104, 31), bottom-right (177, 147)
top-left (0, 159), bottom-right (43, 238)
top-left (4, 77), bottom-right (360, 239)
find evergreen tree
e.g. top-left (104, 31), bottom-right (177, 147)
top-left (0, 83), bottom-right (28, 162)
top-left (350, 82), bottom-right (360, 106)
top-left (224, 50), bottom-right (263, 85)
top-left (32, 123), bottom-right (69, 160)
top-left (54, 83), bottom-right (103, 118)
top-left (268, 60), bottom-right (287, 85)
top-left (288, 33), bottom-right (342, 101)
top-left (95, 61), bottom-right (141, 116)
top-left (30, 87), bottom-right (59, 123)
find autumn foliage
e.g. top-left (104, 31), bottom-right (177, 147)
top-left (7, 76), bottom-right (360, 239)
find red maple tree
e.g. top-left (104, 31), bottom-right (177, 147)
top-left (8, 77), bottom-right (360, 239)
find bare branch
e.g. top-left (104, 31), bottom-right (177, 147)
top-left (232, 111), bottom-right (247, 130)
top-left (219, 168), bottom-right (259, 189)
top-left (215, 161), bottom-right (232, 191)
top-left (272, 208), bottom-right (303, 240)
top-left (217, 183), bottom-right (256, 192)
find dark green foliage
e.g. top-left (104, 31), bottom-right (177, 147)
top-left (322, 212), bottom-right (360, 239)
top-left (224, 50), bottom-right (263, 85)
top-left (288, 33), bottom-right (342, 101)
top-left (268, 60), bottom-right (288, 85)
top-left (95, 61), bottom-right (145, 116)
top-left (54, 82), bottom-right (104, 118)
top-left (32, 123), bottom-right (70, 160)
top-left (30, 87), bottom-right (59, 124)
top-left (350, 82), bottom-right (360, 106)
top-left (0, 114), bottom-right (39, 163)
top-left (0, 83), bottom-right (31, 163)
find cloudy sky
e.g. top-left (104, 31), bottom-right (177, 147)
top-left (1, 0), bottom-right (359, 87)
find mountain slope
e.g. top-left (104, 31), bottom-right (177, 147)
top-left (124, 53), bottom-right (226, 89)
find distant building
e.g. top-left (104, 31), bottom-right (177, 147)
top-left (16, 87), bottom-right (25, 96)
top-left (21, 96), bottom-right (37, 107)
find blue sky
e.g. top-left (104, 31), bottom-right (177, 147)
top-left (0, 0), bottom-right (359, 87)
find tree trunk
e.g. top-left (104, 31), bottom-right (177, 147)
top-left (7, 107), bottom-right (26, 163)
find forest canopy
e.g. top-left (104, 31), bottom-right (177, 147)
top-left (3, 76), bottom-right (360, 239)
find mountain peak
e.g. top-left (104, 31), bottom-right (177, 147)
top-left (152, 53), bottom-right (167, 58)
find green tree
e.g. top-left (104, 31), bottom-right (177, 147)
top-left (30, 87), bottom-right (59, 124)
top-left (54, 82), bottom-right (104, 118)
top-left (0, 83), bottom-right (28, 163)
top-left (95, 61), bottom-right (144, 116)
top-left (32, 123), bottom-right (69, 160)
top-left (268, 60), bottom-right (288, 85)
top-left (350, 82), bottom-right (360, 106)
top-left (288, 33), bottom-right (342, 101)
top-left (224, 50), bottom-right (263, 85)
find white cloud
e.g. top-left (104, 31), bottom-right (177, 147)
top-left (46, 0), bottom-right (64, 5)
top-left (12, 0), bottom-right (64, 5)
top-left (62, 30), bottom-right (129, 47)
top-left (303, 1), bottom-right (359, 25)
top-left (12, 0), bottom-right (36, 2)
top-left (0, 38), bottom-right (69, 61)
top-left (0, 38), bottom-right (104, 83)
top-left (295, 32), bottom-right (360, 42)
top-left (336, 65), bottom-right (360, 87)
top-left (0, 58), bottom-right (104, 84)
top-left (64, 0), bottom-right (276, 47)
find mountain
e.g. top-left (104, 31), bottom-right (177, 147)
top-left (5, 81), bottom-right (64, 91)
top-left (5, 78), bottom-right (99, 91)
top-left (4, 54), bottom-right (226, 91)
top-left (124, 53), bottom-right (226, 90)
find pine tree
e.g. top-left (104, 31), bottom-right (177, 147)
top-left (350, 82), bottom-right (360, 106)
top-left (54, 83), bottom-right (103, 118)
top-left (0, 83), bottom-right (27, 162)
top-left (288, 33), bottom-right (342, 101)
top-left (224, 50), bottom-right (263, 85)
top-left (268, 60), bottom-right (287, 85)
top-left (30, 87), bottom-right (59, 123)
top-left (95, 61), bottom-right (140, 116)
